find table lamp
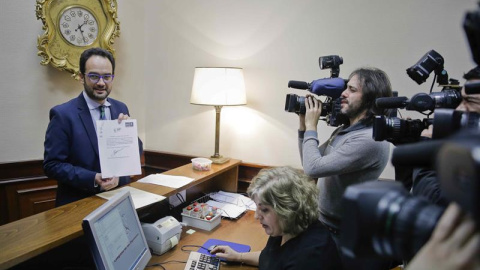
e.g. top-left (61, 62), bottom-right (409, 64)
top-left (190, 67), bottom-right (247, 164)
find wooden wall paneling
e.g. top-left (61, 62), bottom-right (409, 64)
top-left (17, 184), bottom-right (57, 218)
top-left (4, 177), bottom-right (57, 222)
top-left (237, 163), bottom-right (271, 193)
top-left (185, 165), bottom-right (239, 203)
top-left (0, 160), bottom-right (45, 179)
top-left (143, 150), bottom-right (194, 172)
top-left (0, 185), bottom-right (7, 225)
top-left (0, 151), bottom-right (272, 226)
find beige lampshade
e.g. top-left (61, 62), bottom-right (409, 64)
top-left (190, 67), bottom-right (247, 106)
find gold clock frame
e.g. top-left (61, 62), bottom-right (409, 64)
top-left (35, 0), bottom-right (120, 79)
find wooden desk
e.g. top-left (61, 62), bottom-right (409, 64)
top-left (149, 211), bottom-right (267, 270)
top-left (0, 159), bottom-right (241, 270)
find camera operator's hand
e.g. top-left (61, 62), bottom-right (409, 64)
top-left (406, 203), bottom-right (480, 270)
top-left (305, 94), bottom-right (323, 131)
top-left (421, 125), bottom-right (433, 139)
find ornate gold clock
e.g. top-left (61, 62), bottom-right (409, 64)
top-left (35, 0), bottom-right (120, 79)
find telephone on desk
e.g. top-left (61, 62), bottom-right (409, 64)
top-left (141, 216), bottom-right (182, 255)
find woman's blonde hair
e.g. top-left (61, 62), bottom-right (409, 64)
top-left (247, 166), bottom-right (319, 236)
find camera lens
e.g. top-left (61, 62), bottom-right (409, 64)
top-left (430, 89), bottom-right (462, 110)
top-left (373, 116), bottom-right (426, 144)
top-left (374, 190), bottom-right (444, 260)
top-left (341, 181), bottom-right (444, 261)
top-left (433, 109), bottom-right (480, 139)
top-left (285, 94), bottom-right (306, 114)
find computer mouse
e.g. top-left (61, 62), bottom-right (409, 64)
top-left (207, 245), bottom-right (217, 253)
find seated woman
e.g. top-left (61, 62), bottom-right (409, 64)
top-left (210, 166), bottom-right (342, 269)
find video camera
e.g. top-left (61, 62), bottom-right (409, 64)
top-left (284, 55), bottom-right (347, 127)
top-left (463, 2), bottom-right (480, 95)
top-left (340, 4), bottom-right (480, 260)
top-left (373, 107), bottom-right (480, 145)
top-left (372, 115), bottom-right (432, 144)
top-left (432, 108), bottom-right (480, 139)
top-left (372, 50), bottom-right (462, 144)
top-left (340, 129), bottom-right (480, 261)
top-left (464, 1), bottom-right (480, 66)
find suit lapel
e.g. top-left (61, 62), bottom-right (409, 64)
top-left (76, 94), bottom-right (99, 157)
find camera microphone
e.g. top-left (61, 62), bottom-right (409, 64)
top-left (375, 96), bottom-right (409, 109)
top-left (375, 90), bottom-right (461, 112)
top-left (288, 80), bottom-right (310, 89)
top-left (288, 77), bottom-right (346, 99)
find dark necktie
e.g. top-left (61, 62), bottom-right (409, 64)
top-left (99, 105), bottom-right (106, 120)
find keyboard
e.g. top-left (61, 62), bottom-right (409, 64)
top-left (184, 251), bottom-right (221, 270)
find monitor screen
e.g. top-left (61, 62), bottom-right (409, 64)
top-left (82, 190), bottom-right (152, 270)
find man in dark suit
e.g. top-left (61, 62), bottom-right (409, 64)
top-left (43, 47), bottom-right (142, 206)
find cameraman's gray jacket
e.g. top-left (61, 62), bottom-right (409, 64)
top-left (299, 121), bottom-right (390, 230)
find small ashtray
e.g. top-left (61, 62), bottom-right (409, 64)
top-left (191, 158), bottom-right (212, 171)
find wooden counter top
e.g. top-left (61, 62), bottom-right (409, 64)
top-left (0, 159), bottom-right (241, 270)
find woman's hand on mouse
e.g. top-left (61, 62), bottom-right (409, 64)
top-left (210, 245), bottom-right (241, 262)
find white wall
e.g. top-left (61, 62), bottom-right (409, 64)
top-left (142, 0), bottom-right (476, 179)
top-left (0, 0), bottom-right (146, 162)
top-left (0, 0), bottom-right (477, 180)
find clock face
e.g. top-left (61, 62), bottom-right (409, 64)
top-left (59, 7), bottom-right (99, 47)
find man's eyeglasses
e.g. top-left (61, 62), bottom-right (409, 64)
top-left (85, 73), bottom-right (115, 83)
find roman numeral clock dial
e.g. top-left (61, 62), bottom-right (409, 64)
top-left (59, 7), bottom-right (98, 47)
top-left (35, 0), bottom-right (120, 79)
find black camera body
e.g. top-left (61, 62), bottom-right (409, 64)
top-left (340, 180), bottom-right (444, 261)
top-left (405, 86), bottom-right (462, 112)
top-left (464, 2), bottom-right (480, 65)
top-left (373, 115), bottom-right (432, 144)
top-left (372, 101), bottom-right (477, 145)
top-left (406, 49), bottom-right (448, 85)
top-left (341, 5), bottom-right (480, 264)
top-left (432, 109), bottom-right (480, 139)
top-left (341, 130), bottom-right (480, 261)
top-left (372, 87), bottom-right (462, 145)
top-left (373, 49), bottom-right (462, 144)
top-left (375, 83), bottom-right (462, 114)
top-left (285, 94), bottom-right (343, 126)
top-left (284, 55), bottom-right (346, 127)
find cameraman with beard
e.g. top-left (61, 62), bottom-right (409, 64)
top-left (298, 67), bottom-right (393, 270)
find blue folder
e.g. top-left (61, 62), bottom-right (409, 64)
top-left (199, 238), bottom-right (251, 260)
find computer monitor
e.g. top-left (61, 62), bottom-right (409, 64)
top-left (82, 190), bottom-right (152, 270)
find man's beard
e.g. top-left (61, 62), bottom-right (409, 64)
top-left (341, 99), bottom-right (368, 120)
top-left (84, 83), bottom-right (110, 101)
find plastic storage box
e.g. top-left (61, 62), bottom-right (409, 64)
top-left (181, 212), bottom-right (221, 231)
top-left (191, 158), bottom-right (212, 171)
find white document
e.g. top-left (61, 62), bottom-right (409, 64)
top-left (137, 174), bottom-right (194, 188)
top-left (96, 186), bottom-right (166, 209)
top-left (210, 191), bottom-right (256, 211)
top-left (206, 200), bottom-right (247, 219)
top-left (96, 119), bottom-right (141, 178)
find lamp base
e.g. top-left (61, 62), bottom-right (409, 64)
top-left (209, 156), bottom-right (230, 164)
